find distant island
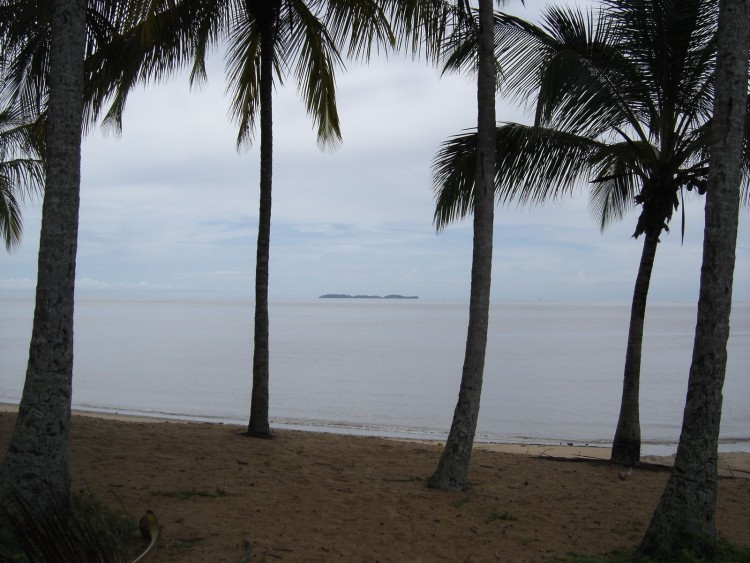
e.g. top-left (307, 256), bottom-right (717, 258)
top-left (319, 294), bottom-right (419, 300)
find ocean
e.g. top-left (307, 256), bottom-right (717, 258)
top-left (1, 297), bottom-right (748, 455)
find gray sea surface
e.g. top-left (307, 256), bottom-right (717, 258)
top-left (1, 297), bottom-right (748, 455)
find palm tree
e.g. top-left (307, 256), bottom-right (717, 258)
top-left (187, 0), bottom-right (395, 437)
top-left (432, 0), bottom-right (748, 466)
top-left (0, 0), bottom-right (153, 508)
top-left (0, 98), bottom-right (44, 251)
top-left (640, 0), bottom-right (749, 555)
top-left (421, 0), bottom-right (497, 491)
top-left (93, 0), bottom-right (396, 437)
top-left (0, 0), bottom-right (86, 508)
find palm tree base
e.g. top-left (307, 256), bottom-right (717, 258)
top-left (427, 475), bottom-right (466, 491)
top-left (611, 439), bottom-right (640, 466)
top-left (427, 457), bottom-right (470, 491)
top-left (244, 430), bottom-right (274, 440)
top-left (640, 471), bottom-right (719, 558)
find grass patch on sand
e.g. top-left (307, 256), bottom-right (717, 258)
top-left (0, 489), bottom-right (140, 562)
top-left (151, 487), bottom-right (228, 499)
top-left (487, 510), bottom-right (518, 523)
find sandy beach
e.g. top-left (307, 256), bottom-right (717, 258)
top-left (1, 408), bottom-right (748, 562)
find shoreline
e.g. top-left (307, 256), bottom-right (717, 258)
top-left (2, 400), bottom-right (747, 457)
top-left (2, 402), bottom-right (748, 478)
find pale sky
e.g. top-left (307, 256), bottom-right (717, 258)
top-left (1, 0), bottom-right (748, 303)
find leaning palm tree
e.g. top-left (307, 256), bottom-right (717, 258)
top-left (432, 0), bottom-right (749, 466)
top-left (376, 0), bottom-right (502, 490)
top-left (0, 97), bottom-right (44, 251)
top-left (424, 0), bottom-right (498, 491)
top-left (641, 0), bottom-right (749, 555)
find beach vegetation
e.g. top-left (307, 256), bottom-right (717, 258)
top-left (431, 0), bottom-right (748, 467)
top-left (487, 509), bottom-right (518, 522)
top-left (0, 488), bottom-right (140, 563)
top-left (150, 486), bottom-right (229, 499)
top-left (449, 493), bottom-right (472, 509)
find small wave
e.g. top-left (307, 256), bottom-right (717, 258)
top-left (65, 404), bottom-right (750, 454)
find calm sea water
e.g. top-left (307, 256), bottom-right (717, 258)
top-left (1, 297), bottom-right (748, 455)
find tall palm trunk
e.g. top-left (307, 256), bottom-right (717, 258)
top-left (640, 0), bottom-right (749, 555)
top-left (611, 232), bottom-right (659, 465)
top-left (248, 8), bottom-right (276, 438)
top-left (0, 0), bottom-right (85, 507)
top-left (428, 0), bottom-right (495, 491)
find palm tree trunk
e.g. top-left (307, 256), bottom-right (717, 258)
top-left (428, 0), bottom-right (495, 491)
top-left (640, 0), bottom-right (749, 556)
top-left (248, 8), bottom-right (275, 438)
top-left (611, 232), bottom-right (659, 465)
top-left (0, 0), bottom-right (85, 507)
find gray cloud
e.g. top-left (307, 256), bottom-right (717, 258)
top-left (2, 0), bottom-right (747, 303)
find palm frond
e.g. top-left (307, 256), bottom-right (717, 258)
top-left (432, 130), bottom-right (477, 229)
top-left (324, 0), bottom-right (395, 60)
top-left (604, 0), bottom-right (718, 149)
top-left (0, 95), bottom-right (44, 251)
top-left (432, 123), bottom-right (603, 230)
top-left (587, 142), bottom-right (641, 230)
top-left (189, 0), bottom-right (231, 87)
top-left (287, 0), bottom-right (344, 149)
top-left (0, 0), bottom-right (51, 116)
top-left (380, 0), bottom-right (461, 62)
top-left (741, 91), bottom-right (750, 208)
top-left (225, 11), bottom-right (265, 148)
top-left (494, 123), bottom-right (603, 205)
top-left (489, 7), bottom-right (640, 144)
top-left (84, 0), bottom-right (202, 132)
top-left (0, 178), bottom-right (24, 251)
top-left (438, 15), bottom-right (477, 76)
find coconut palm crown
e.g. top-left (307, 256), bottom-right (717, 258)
top-left (432, 0), bottom-right (749, 465)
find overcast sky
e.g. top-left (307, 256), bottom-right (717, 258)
top-left (1, 0), bottom-right (748, 303)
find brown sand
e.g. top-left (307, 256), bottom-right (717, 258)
top-left (1, 410), bottom-right (748, 562)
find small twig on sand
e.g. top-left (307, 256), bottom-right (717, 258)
top-left (238, 538), bottom-right (253, 563)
